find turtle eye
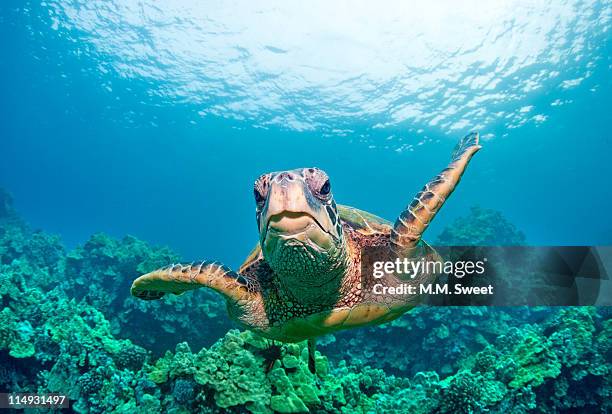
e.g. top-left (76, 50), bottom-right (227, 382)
top-left (254, 188), bottom-right (266, 205)
top-left (319, 179), bottom-right (331, 196)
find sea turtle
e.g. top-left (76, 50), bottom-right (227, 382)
top-left (131, 132), bottom-right (481, 372)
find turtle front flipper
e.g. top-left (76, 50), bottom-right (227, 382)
top-left (391, 132), bottom-right (481, 255)
top-left (131, 261), bottom-right (261, 306)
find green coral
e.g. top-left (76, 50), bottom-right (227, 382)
top-left (194, 331), bottom-right (272, 410)
top-left (436, 206), bottom-right (526, 246)
top-left (322, 306), bottom-right (521, 377)
top-left (0, 308), bottom-right (16, 349)
top-left (438, 370), bottom-right (497, 412)
top-left (147, 330), bottom-right (328, 413)
top-left (62, 232), bottom-right (230, 354)
top-left (506, 329), bottom-right (562, 388)
top-left (0, 307), bottom-right (35, 358)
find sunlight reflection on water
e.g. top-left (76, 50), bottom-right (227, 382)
top-left (42, 0), bottom-right (611, 139)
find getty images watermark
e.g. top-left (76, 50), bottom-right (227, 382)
top-left (360, 246), bottom-right (611, 306)
top-left (370, 256), bottom-right (493, 296)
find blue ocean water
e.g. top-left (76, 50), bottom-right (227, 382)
top-left (1, 1), bottom-right (611, 270)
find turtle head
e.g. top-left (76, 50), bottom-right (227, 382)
top-left (254, 168), bottom-right (347, 302)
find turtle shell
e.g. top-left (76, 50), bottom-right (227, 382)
top-left (336, 204), bottom-right (392, 236)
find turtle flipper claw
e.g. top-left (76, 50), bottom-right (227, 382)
top-left (451, 132), bottom-right (481, 162)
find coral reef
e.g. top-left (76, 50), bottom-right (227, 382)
top-left (320, 306), bottom-right (533, 377)
top-left (435, 206), bottom-right (526, 246)
top-left (62, 233), bottom-right (232, 354)
top-left (0, 191), bottom-right (231, 355)
top-left (0, 190), bottom-right (609, 413)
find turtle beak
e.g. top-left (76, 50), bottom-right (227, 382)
top-left (260, 177), bottom-right (312, 240)
top-left (259, 173), bottom-right (335, 246)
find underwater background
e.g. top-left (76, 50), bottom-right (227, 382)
top-left (0, 1), bottom-right (611, 413)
